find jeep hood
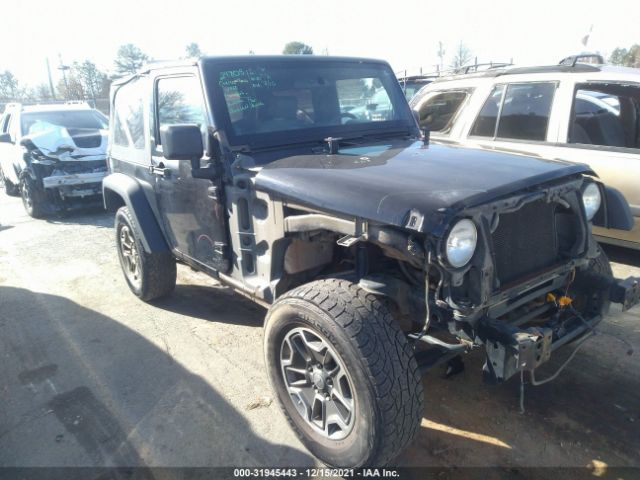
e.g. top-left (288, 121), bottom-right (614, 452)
top-left (254, 140), bottom-right (593, 233)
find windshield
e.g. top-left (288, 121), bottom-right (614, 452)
top-left (205, 60), bottom-right (416, 148)
top-left (21, 110), bottom-right (108, 136)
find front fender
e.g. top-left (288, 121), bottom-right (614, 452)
top-left (593, 186), bottom-right (635, 231)
top-left (102, 172), bottom-right (170, 253)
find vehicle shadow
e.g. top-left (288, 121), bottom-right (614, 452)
top-left (45, 206), bottom-right (113, 229)
top-left (0, 286), bottom-right (313, 470)
top-left (152, 283), bottom-right (266, 327)
top-left (398, 307), bottom-right (640, 471)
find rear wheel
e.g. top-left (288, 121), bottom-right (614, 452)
top-left (115, 206), bottom-right (176, 301)
top-left (264, 278), bottom-right (424, 467)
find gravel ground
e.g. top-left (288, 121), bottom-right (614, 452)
top-left (0, 190), bottom-right (639, 474)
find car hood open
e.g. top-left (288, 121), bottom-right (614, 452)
top-left (255, 140), bottom-right (593, 234)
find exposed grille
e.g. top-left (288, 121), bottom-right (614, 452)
top-left (492, 200), bottom-right (559, 286)
top-left (68, 128), bottom-right (102, 148)
top-left (52, 160), bottom-right (107, 175)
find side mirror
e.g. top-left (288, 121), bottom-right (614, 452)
top-left (0, 133), bottom-right (12, 143)
top-left (160, 124), bottom-right (203, 160)
top-left (160, 124), bottom-right (220, 180)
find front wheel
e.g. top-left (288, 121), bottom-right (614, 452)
top-left (20, 175), bottom-right (45, 217)
top-left (115, 206), bottom-right (176, 301)
top-left (264, 279), bottom-right (424, 467)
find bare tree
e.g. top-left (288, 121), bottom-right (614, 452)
top-left (57, 73), bottom-right (85, 101)
top-left (73, 60), bottom-right (107, 102)
top-left (450, 42), bottom-right (473, 69)
top-left (34, 83), bottom-right (54, 101)
top-left (0, 70), bottom-right (23, 101)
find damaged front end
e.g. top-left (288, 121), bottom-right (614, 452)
top-left (379, 175), bottom-right (639, 385)
top-left (20, 129), bottom-right (107, 213)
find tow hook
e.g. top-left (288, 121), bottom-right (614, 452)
top-left (610, 277), bottom-right (640, 311)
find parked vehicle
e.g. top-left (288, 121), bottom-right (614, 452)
top-left (397, 74), bottom-right (437, 101)
top-left (409, 58), bottom-right (640, 250)
top-left (0, 102), bottom-right (108, 217)
top-left (103, 55), bottom-right (639, 467)
top-left (346, 87), bottom-right (395, 121)
top-left (396, 63), bottom-right (512, 102)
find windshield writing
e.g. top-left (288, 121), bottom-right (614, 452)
top-left (213, 62), bottom-right (412, 143)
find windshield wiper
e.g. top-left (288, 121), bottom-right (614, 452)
top-left (239, 138), bottom-right (327, 153)
top-left (323, 129), bottom-right (415, 149)
top-left (356, 128), bottom-right (415, 140)
top-left (237, 127), bottom-right (414, 154)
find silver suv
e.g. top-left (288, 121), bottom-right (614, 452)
top-left (410, 60), bottom-right (640, 250)
top-left (0, 102), bottom-right (109, 217)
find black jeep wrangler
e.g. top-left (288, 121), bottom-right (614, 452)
top-left (103, 56), bottom-right (639, 467)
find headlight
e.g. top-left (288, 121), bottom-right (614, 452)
top-left (445, 219), bottom-right (477, 268)
top-left (582, 182), bottom-right (602, 221)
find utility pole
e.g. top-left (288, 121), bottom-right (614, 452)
top-left (581, 25), bottom-right (593, 48)
top-left (45, 58), bottom-right (56, 100)
top-left (58, 54), bottom-right (70, 99)
top-left (437, 41), bottom-right (446, 72)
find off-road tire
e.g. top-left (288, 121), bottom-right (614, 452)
top-left (115, 206), bottom-right (176, 301)
top-left (0, 166), bottom-right (20, 197)
top-left (20, 175), bottom-right (46, 218)
top-left (264, 278), bottom-right (424, 467)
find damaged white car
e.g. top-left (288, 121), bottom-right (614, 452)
top-left (0, 102), bottom-right (108, 217)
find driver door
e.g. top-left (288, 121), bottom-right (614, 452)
top-left (151, 73), bottom-right (229, 273)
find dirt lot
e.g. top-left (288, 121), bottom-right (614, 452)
top-left (1, 190), bottom-right (639, 476)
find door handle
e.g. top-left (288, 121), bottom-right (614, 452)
top-left (149, 165), bottom-right (171, 178)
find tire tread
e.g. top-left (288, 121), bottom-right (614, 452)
top-left (274, 278), bottom-right (424, 466)
top-left (116, 206), bottom-right (176, 301)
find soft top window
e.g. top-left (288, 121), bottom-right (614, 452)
top-left (112, 79), bottom-right (145, 150)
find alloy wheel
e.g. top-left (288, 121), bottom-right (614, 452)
top-left (119, 225), bottom-right (142, 288)
top-left (21, 178), bottom-right (32, 211)
top-left (280, 327), bottom-right (356, 440)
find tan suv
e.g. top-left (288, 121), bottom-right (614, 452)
top-left (410, 59), bottom-right (640, 250)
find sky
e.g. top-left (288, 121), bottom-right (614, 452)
top-left (1, 0), bottom-right (639, 88)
